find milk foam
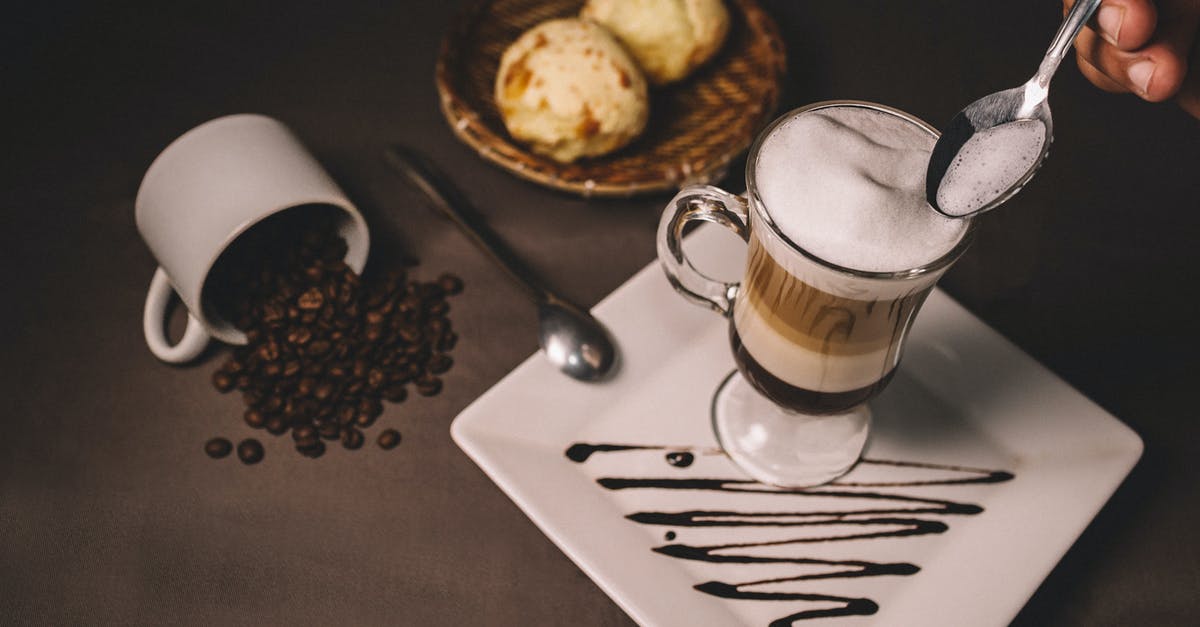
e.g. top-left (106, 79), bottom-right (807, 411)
top-left (754, 107), bottom-right (968, 273)
top-left (934, 120), bottom-right (1046, 217)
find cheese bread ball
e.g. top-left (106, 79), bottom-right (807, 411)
top-left (581, 0), bottom-right (730, 85)
top-left (495, 18), bottom-right (649, 163)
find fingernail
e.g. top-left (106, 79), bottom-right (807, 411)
top-left (1128, 60), bottom-right (1156, 95)
top-left (1097, 5), bottom-right (1124, 46)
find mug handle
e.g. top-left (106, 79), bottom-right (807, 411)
top-left (143, 267), bottom-right (210, 363)
top-left (656, 185), bottom-right (750, 316)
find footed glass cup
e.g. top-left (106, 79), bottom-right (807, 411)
top-left (656, 101), bottom-right (974, 488)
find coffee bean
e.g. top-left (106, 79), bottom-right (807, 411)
top-left (237, 439), bottom-right (264, 464)
top-left (205, 437), bottom-right (232, 459)
top-left (341, 427), bottom-right (364, 450)
top-left (416, 375), bottom-right (442, 396)
top-left (436, 331), bottom-right (458, 351)
top-left (318, 422), bottom-right (341, 440)
top-left (297, 287), bottom-right (324, 310)
top-left (377, 429), bottom-right (401, 450)
top-left (429, 301), bottom-right (450, 317)
top-left (298, 440), bottom-right (326, 458)
top-left (307, 340), bottom-right (331, 356)
top-left (384, 384), bottom-right (408, 403)
top-left (262, 304), bottom-right (284, 323)
top-left (313, 382), bottom-right (334, 401)
top-left (437, 273), bottom-right (464, 295)
top-left (244, 408), bottom-right (266, 429)
top-left (398, 325), bottom-right (421, 344)
top-left (292, 425), bottom-right (316, 443)
top-left (212, 371), bottom-right (235, 392)
top-left (358, 397), bottom-right (383, 418)
top-left (297, 377), bottom-right (316, 397)
top-left (287, 327), bottom-right (312, 345)
top-left (296, 399), bottom-right (319, 420)
top-left (257, 342), bottom-right (280, 362)
top-left (265, 416), bottom-right (288, 435)
top-left (427, 354), bottom-right (453, 374)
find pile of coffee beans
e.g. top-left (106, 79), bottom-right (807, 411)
top-left (205, 208), bottom-right (462, 463)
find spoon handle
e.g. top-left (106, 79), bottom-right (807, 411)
top-left (384, 146), bottom-right (550, 304)
top-left (1037, 0), bottom-right (1102, 87)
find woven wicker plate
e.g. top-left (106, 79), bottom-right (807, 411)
top-left (436, 0), bottom-right (786, 197)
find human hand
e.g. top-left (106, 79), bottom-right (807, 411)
top-left (1065, 0), bottom-right (1200, 117)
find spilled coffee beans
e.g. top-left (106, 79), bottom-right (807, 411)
top-left (205, 209), bottom-right (461, 461)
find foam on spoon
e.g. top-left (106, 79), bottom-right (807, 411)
top-left (935, 120), bottom-right (1046, 217)
top-left (755, 107), bottom-right (968, 274)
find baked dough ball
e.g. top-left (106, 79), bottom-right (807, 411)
top-left (581, 0), bottom-right (730, 85)
top-left (495, 18), bottom-right (649, 163)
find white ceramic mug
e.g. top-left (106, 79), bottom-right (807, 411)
top-left (135, 114), bottom-right (370, 363)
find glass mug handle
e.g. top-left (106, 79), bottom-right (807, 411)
top-left (656, 185), bottom-right (750, 316)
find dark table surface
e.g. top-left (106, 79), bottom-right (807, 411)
top-left (4, 1), bottom-right (1198, 624)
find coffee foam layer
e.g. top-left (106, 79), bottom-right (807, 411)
top-left (754, 107), bottom-right (968, 273)
top-left (935, 120), bottom-right (1046, 217)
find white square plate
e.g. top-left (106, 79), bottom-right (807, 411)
top-left (451, 226), bottom-right (1142, 626)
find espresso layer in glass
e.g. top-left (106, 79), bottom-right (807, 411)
top-left (730, 323), bottom-right (898, 414)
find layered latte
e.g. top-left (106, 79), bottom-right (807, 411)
top-left (731, 106), bottom-right (970, 414)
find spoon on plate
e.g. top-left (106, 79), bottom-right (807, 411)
top-left (384, 146), bottom-right (618, 382)
top-left (926, 0), bottom-right (1101, 218)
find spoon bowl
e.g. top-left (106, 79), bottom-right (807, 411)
top-left (925, 82), bottom-right (1054, 217)
top-left (538, 298), bottom-right (617, 381)
top-left (926, 0), bottom-right (1100, 218)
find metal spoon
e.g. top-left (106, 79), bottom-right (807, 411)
top-left (926, 0), bottom-right (1101, 218)
top-left (384, 146), bottom-right (618, 382)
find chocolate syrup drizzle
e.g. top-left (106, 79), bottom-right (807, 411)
top-left (565, 441), bottom-right (1014, 624)
top-left (665, 451), bottom-right (694, 467)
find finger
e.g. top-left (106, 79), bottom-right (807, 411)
top-left (1076, 48), bottom-right (1133, 92)
top-left (1066, 0), bottom-right (1160, 50)
top-left (1074, 2), bottom-right (1199, 102)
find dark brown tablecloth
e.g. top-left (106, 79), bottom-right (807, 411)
top-left (3, 1), bottom-right (1198, 624)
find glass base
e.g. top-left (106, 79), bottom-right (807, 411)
top-left (711, 370), bottom-right (871, 488)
